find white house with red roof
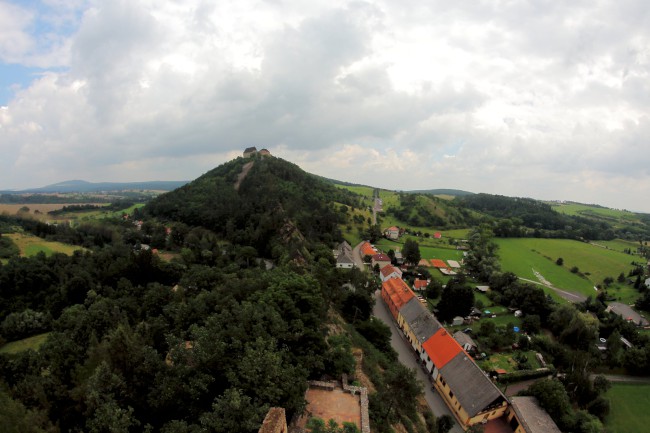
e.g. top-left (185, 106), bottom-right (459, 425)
top-left (380, 265), bottom-right (402, 282)
top-left (384, 226), bottom-right (400, 240)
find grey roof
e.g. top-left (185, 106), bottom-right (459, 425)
top-left (400, 298), bottom-right (441, 345)
top-left (510, 397), bottom-right (561, 433)
top-left (440, 352), bottom-right (506, 418)
top-left (244, 146), bottom-right (257, 153)
top-left (336, 251), bottom-right (355, 264)
top-left (338, 241), bottom-right (352, 252)
top-left (453, 331), bottom-right (477, 349)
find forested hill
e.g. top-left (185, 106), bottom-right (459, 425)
top-left (457, 193), bottom-right (650, 240)
top-left (145, 155), bottom-right (359, 256)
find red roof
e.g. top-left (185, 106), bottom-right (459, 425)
top-left (373, 254), bottom-right (391, 262)
top-left (381, 265), bottom-right (400, 277)
top-left (422, 329), bottom-right (463, 369)
top-left (387, 226), bottom-right (399, 231)
top-left (360, 242), bottom-right (376, 257)
top-left (434, 232), bottom-right (442, 238)
top-left (382, 278), bottom-right (415, 311)
top-left (414, 279), bottom-right (428, 289)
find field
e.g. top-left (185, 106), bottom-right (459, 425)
top-left (0, 333), bottom-right (50, 354)
top-left (605, 383), bottom-right (650, 433)
top-left (0, 203), bottom-right (89, 216)
top-left (0, 202), bottom-right (145, 223)
top-left (495, 238), bottom-right (640, 301)
top-left (5, 233), bottom-right (84, 257)
top-left (551, 202), bottom-right (635, 219)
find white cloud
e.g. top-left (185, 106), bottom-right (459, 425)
top-left (1, 0), bottom-right (650, 211)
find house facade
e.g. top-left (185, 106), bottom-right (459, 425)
top-left (380, 265), bottom-right (402, 282)
top-left (384, 226), bottom-right (400, 240)
top-left (372, 254), bottom-right (392, 270)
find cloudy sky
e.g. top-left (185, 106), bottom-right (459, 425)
top-left (1, 1), bottom-right (649, 211)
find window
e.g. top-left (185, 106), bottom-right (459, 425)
top-left (449, 390), bottom-right (454, 398)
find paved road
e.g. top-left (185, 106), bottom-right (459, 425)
top-left (607, 302), bottom-right (649, 326)
top-left (352, 242), bottom-right (366, 270)
top-left (373, 290), bottom-right (463, 433)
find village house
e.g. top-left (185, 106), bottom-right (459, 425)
top-left (413, 278), bottom-right (429, 291)
top-left (384, 226), bottom-right (400, 240)
top-left (380, 265), bottom-right (403, 282)
top-left (334, 241), bottom-right (355, 269)
top-left (371, 253), bottom-right (392, 270)
top-left (359, 242), bottom-right (377, 259)
top-left (381, 278), bottom-right (415, 320)
top-left (453, 330), bottom-right (478, 355)
top-left (243, 146), bottom-right (258, 157)
top-left (336, 251), bottom-right (355, 269)
top-left (393, 250), bottom-right (404, 265)
top-left (506, 396), bottom-right (561, 433)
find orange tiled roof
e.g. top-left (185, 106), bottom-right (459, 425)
top-left (430, 259), bottom-right (449, 268)
top-left (381, 265), bottom-right (400, 277)
top-left (382, 278), bottom-right (415, 311)
top-left (414, 279), bottom-right (428, 289)
top-left (422, 328), bottom-right (463, 369)
top-left (360, 242), bottom-right (376, 257)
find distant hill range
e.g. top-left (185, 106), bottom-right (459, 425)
top-left (1, 179), bottom-right (189, 194)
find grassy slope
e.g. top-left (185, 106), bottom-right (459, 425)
top-left (495, 238), bottom-right (640, 301)
top-left (605, 383), bottom-right (650, 433)
top-left (0, 333), bottom-right (50, 354)
top-left (551, 203), bottom-right (634, 218)
top-left (6, 233), bottom-right (84, 257)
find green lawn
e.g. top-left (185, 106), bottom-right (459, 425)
top-left (0, 333), bottom-right (50, 354)
top-left (478, 350), bottom-right (540, 373)
top-left (495, 238), bottom-right (638, 299)
top-left (605, 383), bottom-right (650, 433)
